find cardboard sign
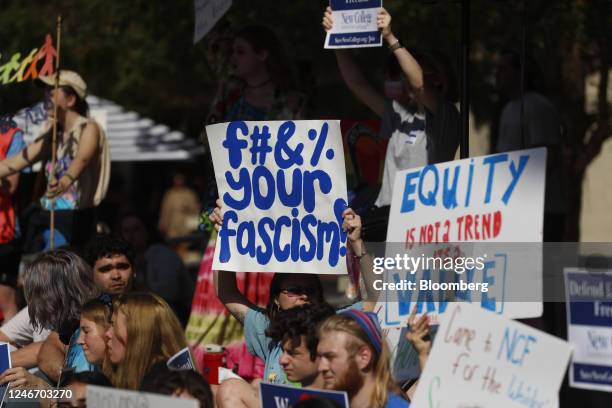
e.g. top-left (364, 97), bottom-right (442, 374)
top-left (193, 0), bottom-right (232, 44)
top-left (207, 120), bottom-right (348, 275)
top-left (325, 0), bottom-right (382, 49)
top-left (259, 382), bottom-right (349, 408)
top-left (411, 303), bottom-right (572, 408)
top-left (378, 148), bottom-right (547, 327)
top-left (87, 385), bottom-right (198, 408)
top-left (0, 343), bottom-right (10, 406)
top-left (167, 347), bottom-right (197, 371)
top-left (564, 268), bottom-right (612, 392)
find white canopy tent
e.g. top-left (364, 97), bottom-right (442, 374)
top-left (13, 95), bottom-right (204, 161)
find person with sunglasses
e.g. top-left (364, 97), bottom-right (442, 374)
top-left (210, 200), bottom-right (378, 408)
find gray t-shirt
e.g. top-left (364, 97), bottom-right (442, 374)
top-left (1, 306), bottom-right (52, 346)
top-left (376, 98), bottom-right (460, 207)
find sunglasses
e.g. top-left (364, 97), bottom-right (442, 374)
top-left (280, 286), bottom-right (318, 297)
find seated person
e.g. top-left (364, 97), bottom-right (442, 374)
top-left (140, 364), bottom-right (213, 408)
top-left (317, 310), bottom-right (410, 408)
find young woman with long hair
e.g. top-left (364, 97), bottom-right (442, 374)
top-left (76, 297), bottom-right (112, 372)
top-left (105, 292), bottom-right (188, 390)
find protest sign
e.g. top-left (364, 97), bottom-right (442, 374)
top-left (564, 268), bottom-right (612, 392)
top-left (378, 148), bottom-right (547, 327)
top-left (0, 343), bottom-right (10, 406)
top-left (207, 120), bottom-right (348, 275)
top-left (411, 303), bottom-right (572, 408)
top-left (193, 0), bottom-right (232, 44)
top-left (87, 385), bottom-right (198, 408)
top-left (259, 382), bottom-right (349, 408)
top-left (324, 0), bottom-right (382, 49)
top-left (0, 34), bottom-right (56, 85)
top-left (167, 347), bottom-right (196, 371)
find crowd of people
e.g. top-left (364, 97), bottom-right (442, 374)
top-left (0, 3), bottom-right (567, 408)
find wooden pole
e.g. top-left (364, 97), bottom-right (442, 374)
top-left (49, 15), bottom-right (62, 250)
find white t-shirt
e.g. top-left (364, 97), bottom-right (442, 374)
top-left (375, 101), bottom-right (428, 207)
top-left (1, 306), bottom-right (52, 346)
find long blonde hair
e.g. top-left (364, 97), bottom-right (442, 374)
top-left (109, 292), bottom-right (187, 390)
top-left (318, 314), bottom-right (403, 408)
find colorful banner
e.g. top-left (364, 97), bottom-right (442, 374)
top-left (378, 148), bottom-right (547, 327)
top-left (0, 34), bottom-right (56, 85)
top-left (411, 303), bottom-right (572, 407)
top-left (324, 0), bottom-right (382, 49)
top-left (564, 268), bottom-right (612, 392)
top-left (259, 382), bottom-right (349, 408)
top-left (207, 120), bottom-right (348, 275)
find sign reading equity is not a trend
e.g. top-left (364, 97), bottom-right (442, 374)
top-left (207, 120), bottom-right (348, 275)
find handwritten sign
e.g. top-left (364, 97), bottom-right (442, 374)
top-left (411, 303), bottom-right (572, 408)
top-left (207, 120), bottom-right (348, 275)
top-left (0, 34), bottom-right (56, 85)
top-left (378, 148), bottom-right (547, 327)
top-left (87, 385), bottom-right (198, 408)
top-left (325, 0), bottom-right (382, 49)
top-left (259, 382), bottom-right (349, 408)
top-left (193, 0), bottom-right (232, 44)
top-left (564, 268), bottom-right (612, 392)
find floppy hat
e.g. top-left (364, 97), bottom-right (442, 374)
top-left (38, 70), bottom-right (87, 99)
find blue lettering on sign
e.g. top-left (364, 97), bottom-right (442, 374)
top-left (399, 153), bottom-right (532, 213)
top-left (218, 121), bottom-right (347, 268)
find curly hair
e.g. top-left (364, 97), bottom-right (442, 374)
top-left (266, 302), bottom-right (335, 361)
top-left (140, 365), bottom-right (213, 408)
top-left (83, 234), bottom-right (135, 268)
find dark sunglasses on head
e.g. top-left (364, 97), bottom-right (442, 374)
top-left (280, 286), bottom-right (318, 297)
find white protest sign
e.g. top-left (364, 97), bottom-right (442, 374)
top-left (325, 0), bottom-right (382, 49)
top-left (564, 268), bottom-right (612, 392)
top-left (87, 385), bottom-right (198, 408)
top-left (411, 303), bottom-right (572, 408)
top-left (207, 120), bottom-right (348, 275)
top-left (378, 148), bottom-right (546, 327)
top-left (193, 0), bottom-right (232, 44)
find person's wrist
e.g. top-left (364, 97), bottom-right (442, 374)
top-left (384, 32), bottom-right (397, 44)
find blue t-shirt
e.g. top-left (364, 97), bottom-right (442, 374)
top-left (244, 302), bottom-right (363, 384)
top-left (385, 393), bottom-right (410, 408)
top-left (65, 328), bottom-right (96, 373)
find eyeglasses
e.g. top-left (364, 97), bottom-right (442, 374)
top-left (280, 286), bottom-right (318, 297)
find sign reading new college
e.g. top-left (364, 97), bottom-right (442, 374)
top-left (565, 268), bottom-right (612, 392)
top-left (324, 0), bottom-right (382, 49)
top-left (379, 148), bottom-right (547, 327)
top-left (207, 120), bottom-right (348, 275)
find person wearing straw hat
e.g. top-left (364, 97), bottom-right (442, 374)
top-left (0, 69), bottom-right (110, 251)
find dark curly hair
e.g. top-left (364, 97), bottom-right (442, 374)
top-left (83, 234), bottom-right (135, 268)
top-left (266, 302), bottom-right (336, 361)
top-left (140, 364), bottom-right (213, 408)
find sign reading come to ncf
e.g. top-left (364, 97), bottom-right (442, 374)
top-left (207, 120), bottom-right (348, 275)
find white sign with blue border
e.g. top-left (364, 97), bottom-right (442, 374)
top-left (325, 0), bottom-right (382, 49)
top-left (564, 268), bottom-right (612, 392)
